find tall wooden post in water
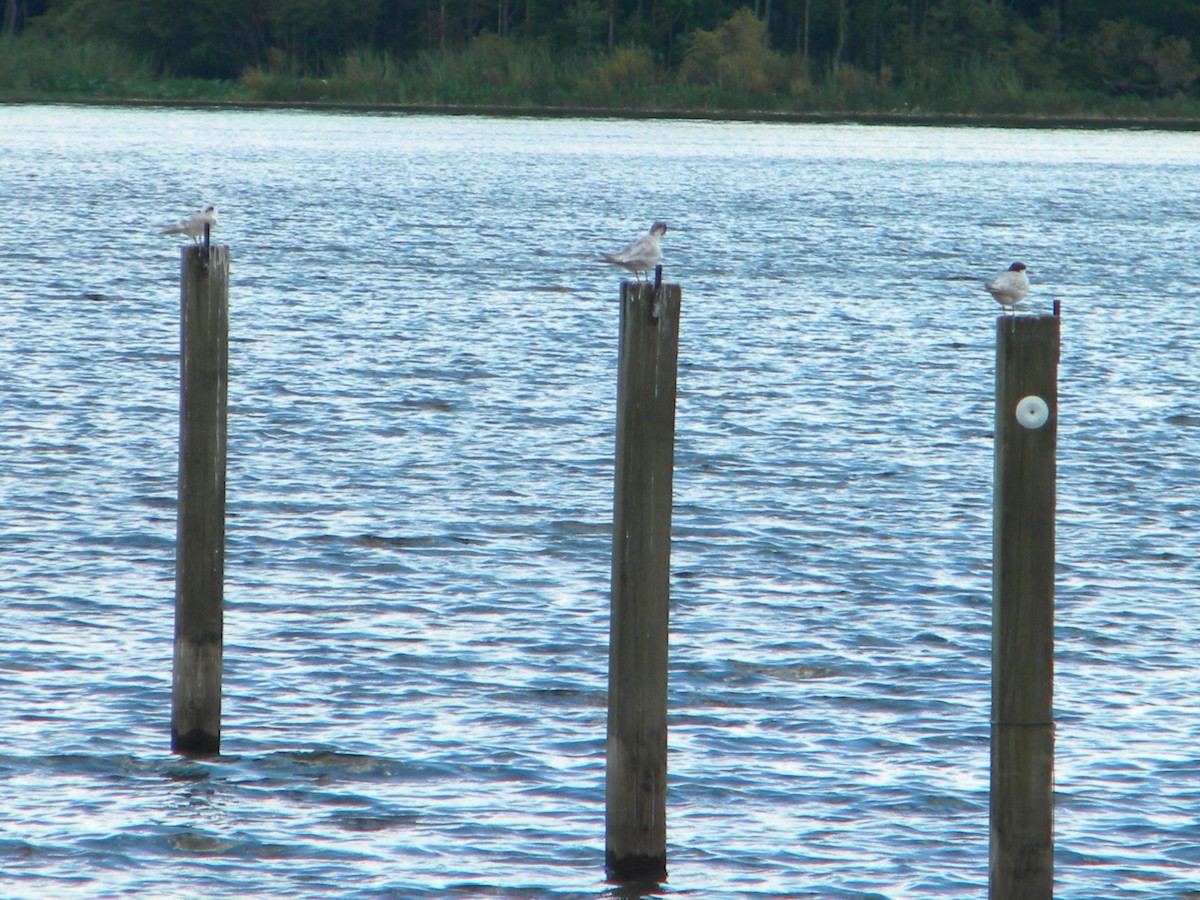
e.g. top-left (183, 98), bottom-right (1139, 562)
top-left (990, 311), bottom-right (1059, 899)
top-left (606, 272), bottom-right (681, 883)
top-left (172, 238), bottom-right (229, 757)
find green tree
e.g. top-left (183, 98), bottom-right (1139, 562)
top-left (680, 6), bottom-right (788, 92)
top-left (41, 0), bottom-right (261, 76)
top-left (1085, 18), bottom-right (1156, 94)
top-left (1154, 35), bottom-right (1200, 95)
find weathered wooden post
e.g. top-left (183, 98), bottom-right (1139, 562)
top-left (990, 309), bottom-right (1059, 899)
top-left (606, 269), bottom-right (681, 883)
top-left (172, 234), bottom-right (229, 757)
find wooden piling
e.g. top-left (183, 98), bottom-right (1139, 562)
top-left (990, 313), bottom-right (1059, 899)
top-left (605, 275), bottom-right (681, 883)
top-left (172, 243), bottom-right (229, 757)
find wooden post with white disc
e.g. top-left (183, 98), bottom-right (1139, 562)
top-left (990, 310), bottom-right (1059, 899)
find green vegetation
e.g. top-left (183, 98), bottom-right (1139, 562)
top-left (3, 0), bottom-right (1200, 120)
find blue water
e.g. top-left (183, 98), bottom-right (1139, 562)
top-left (2, 104), bottom-right (1200, 898)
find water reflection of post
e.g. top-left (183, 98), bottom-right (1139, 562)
top-left (172, 239), bottom-right (229, 757)
top-left (990, 309), bottom-right (1059, 900)
top-left (606, 269), bottom-right (680, 883)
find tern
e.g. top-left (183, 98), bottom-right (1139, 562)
top-left (985, 262), bottom-right (1030, 315)
top-left (160, 206), bottom-right (218, 243)
top-left (600, 222), bottom-right (667, 281)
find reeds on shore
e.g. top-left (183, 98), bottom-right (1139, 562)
top-left (4, 31), bottom-right (1200, 123)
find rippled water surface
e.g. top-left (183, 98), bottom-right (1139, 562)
top-left (3, 104), bottom-right (1200, 898)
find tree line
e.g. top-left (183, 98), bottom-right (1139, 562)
top-left (7, 0), bottom-right (1200, 101)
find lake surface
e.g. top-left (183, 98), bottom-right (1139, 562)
top-left (2, 104), bottom-right (1200, 898)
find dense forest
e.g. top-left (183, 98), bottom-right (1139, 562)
top-left (3, 0), bottom-right (1200, 113)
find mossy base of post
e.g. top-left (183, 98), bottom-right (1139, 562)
top-left (605, 849), bottom-right (667, 883)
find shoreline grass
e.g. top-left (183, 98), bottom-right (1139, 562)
top-left (5, 32), bottom-right (1200, 129)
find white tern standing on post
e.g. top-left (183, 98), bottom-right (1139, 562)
top-left (160, 206), bottom-right (218, 243)
top-left (985, 262), bottom-right (1031, 315)
top-left (600, 222), bottom-right (667, 281)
